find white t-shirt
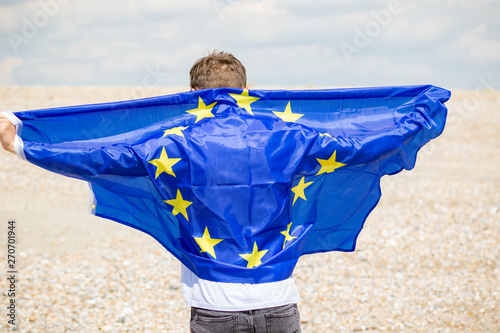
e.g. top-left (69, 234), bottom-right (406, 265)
top-left (181, 264), bottom-right (301, 311)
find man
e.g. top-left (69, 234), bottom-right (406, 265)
top-left (183, 51), bottom-right (303, 332)
top-left (0, 51), bottom-right (449, 333)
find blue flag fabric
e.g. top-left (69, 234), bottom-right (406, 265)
top-left (12, 85), bottom-right (450, 284)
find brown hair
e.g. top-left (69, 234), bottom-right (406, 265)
top-left (190, 51), bottom-right (246, 90)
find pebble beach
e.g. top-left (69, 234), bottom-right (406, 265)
top-left (0, 86), bottom-right (498, 332)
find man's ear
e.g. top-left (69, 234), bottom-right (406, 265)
top-left (191, 87), bottom-right (200, 91)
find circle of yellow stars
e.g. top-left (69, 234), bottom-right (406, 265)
top-left (145, 89), bottom-right (346, 268)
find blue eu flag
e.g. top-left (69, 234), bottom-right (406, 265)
top-left (10, 85), bottom-right (450, 284)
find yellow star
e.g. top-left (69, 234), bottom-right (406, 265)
top-left (316, 150), bottom-right (346, 176)
top-left (280, 222), bottom-right (297, 249)
top-left (148, 147), bottom-right (181, 179)
top-left (186, 97), bottom-right (217, 123)
top-left (163, 126), bottom-right (188, 138)
top-left (164, 189), bottom-right (193, 221)
top-left (194, 227), bottom-right (223, 259)
top-left (228, 89), bottom-right (260, 116)
top-left (272, 101), bottom-right (304, 123)
top-left (239, 242), bottom-right (268, 268)
top-left (291, 177), bottom-right (314, 205)
top-left (319, 132), bottom-right (334, 139)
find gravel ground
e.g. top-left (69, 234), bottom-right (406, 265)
top-left (0, 86), bottom-right (498, 332)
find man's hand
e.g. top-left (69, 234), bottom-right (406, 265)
top-left (0, 114), bottom-right (16, 154)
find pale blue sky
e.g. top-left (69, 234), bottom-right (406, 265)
top-left (1, 0), bottom-right (499, 89)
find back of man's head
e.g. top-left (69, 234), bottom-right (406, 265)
top-left (190, 51), bottom-right (246, 90)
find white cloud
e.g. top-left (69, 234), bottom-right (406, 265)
top-left (0, 56), bottom-right (24, 84)
top-left (0, 0), bottom-right (498, 88)
top-left (0, 1), bottom-right (42, 31)
top-left (454, 24), bottom-right (500, 63)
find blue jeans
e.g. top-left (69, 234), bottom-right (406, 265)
top-left (190, 303), bottom-right (301, 333)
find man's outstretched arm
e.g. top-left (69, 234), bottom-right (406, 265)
top-left (1, 112), bottom-right (148, 180)
top-left (0, 114), bottom-right (15, 154)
